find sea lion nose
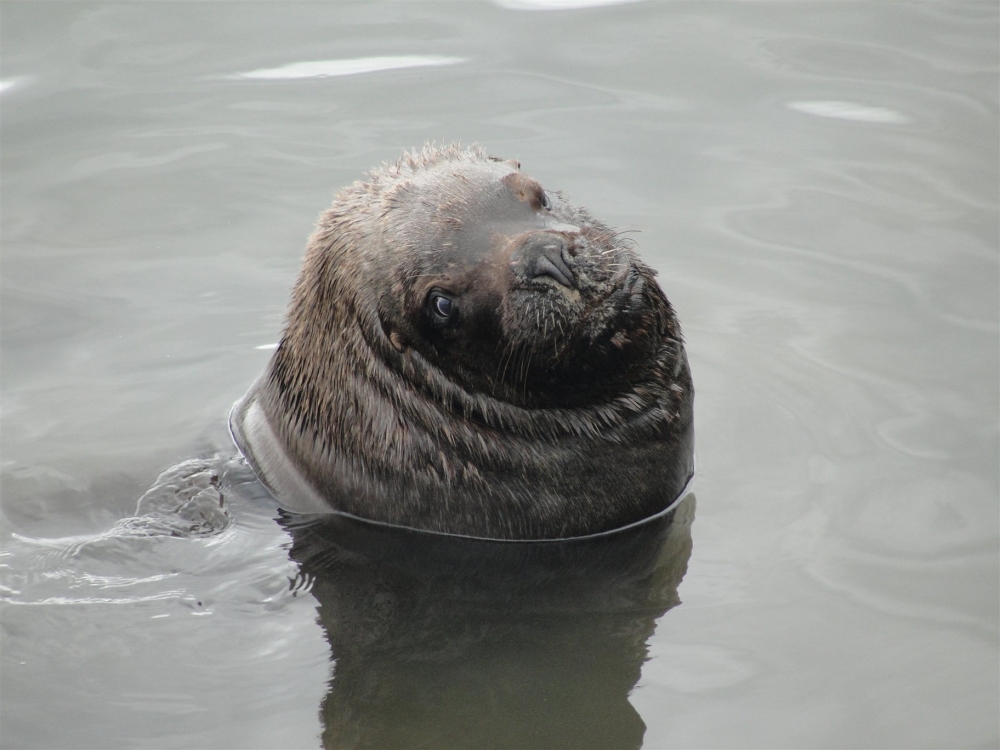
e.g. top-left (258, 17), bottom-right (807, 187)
top-left (517, 233), bottom-right (575, 288)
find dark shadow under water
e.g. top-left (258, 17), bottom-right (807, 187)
top-left (282, 494), bottom-right (696, 750)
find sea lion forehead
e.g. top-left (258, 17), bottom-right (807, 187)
top-left (413, 158), bottom-right (539, 220)
top-left (386, 158), bottom-right (555, 266)
top-left (450, 168), bottom-right (552, 241)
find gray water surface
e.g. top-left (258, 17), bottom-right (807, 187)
top-left (2, 2), bottom-right (998, 748)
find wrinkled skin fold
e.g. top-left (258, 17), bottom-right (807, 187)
top-left (231, 144), bottom-right (694, 540)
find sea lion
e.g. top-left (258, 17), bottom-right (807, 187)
top-left (230, 144), bottom-right (694, 540)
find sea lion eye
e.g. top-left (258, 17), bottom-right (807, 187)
top-left (434, 295), bottom-right (453, 317)
top-left (428, 292), bottom-right (456, 322)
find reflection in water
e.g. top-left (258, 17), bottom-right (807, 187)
top-left (0, 76), bottom-right (31, 96)
top-left (230, 56), bottom-right (465, 81)
top-left (283, 495), bottom-right (695, 749)
top-left (786, 100), bottom-right (910, 124)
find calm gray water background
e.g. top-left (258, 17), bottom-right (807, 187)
top-left (2, 2), bottom-right (997, 748)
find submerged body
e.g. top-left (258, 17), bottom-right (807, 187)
top-left (231, 145), bottom-right (693, 540)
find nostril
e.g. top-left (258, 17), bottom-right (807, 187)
top-left (533, 253), bottom-right (574, 288)
top-left (533, 243), bottom-right (575, 288)
top-left (516, 233), bottom-right (577, 288)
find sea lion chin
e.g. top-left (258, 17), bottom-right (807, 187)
top-left (230, 144), bottom-right (694, 540)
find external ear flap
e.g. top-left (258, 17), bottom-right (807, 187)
top-left (389, 330), bottom-right (406, 352)
top-left (379, 313), bottom-right (408, 353)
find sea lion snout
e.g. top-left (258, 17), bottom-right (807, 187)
top-left (511, 232), bottom-right (576, 289)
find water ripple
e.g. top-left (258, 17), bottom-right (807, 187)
top-left (0, 77), bottom-right (31, 96)
top-left (230, 56), bottom-right (464, 81)
top-left (788, 100), bottom-right (910, 124)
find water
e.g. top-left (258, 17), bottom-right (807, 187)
top-left (2, 1), bottom-right (997, 747)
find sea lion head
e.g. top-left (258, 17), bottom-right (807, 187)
top-left (296, 146), bottom-right (679, 411)
top-left (235, 144), bottom-right (693, 539)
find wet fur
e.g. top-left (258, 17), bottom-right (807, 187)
top-left (247, 144), bottom-right (694, 539)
